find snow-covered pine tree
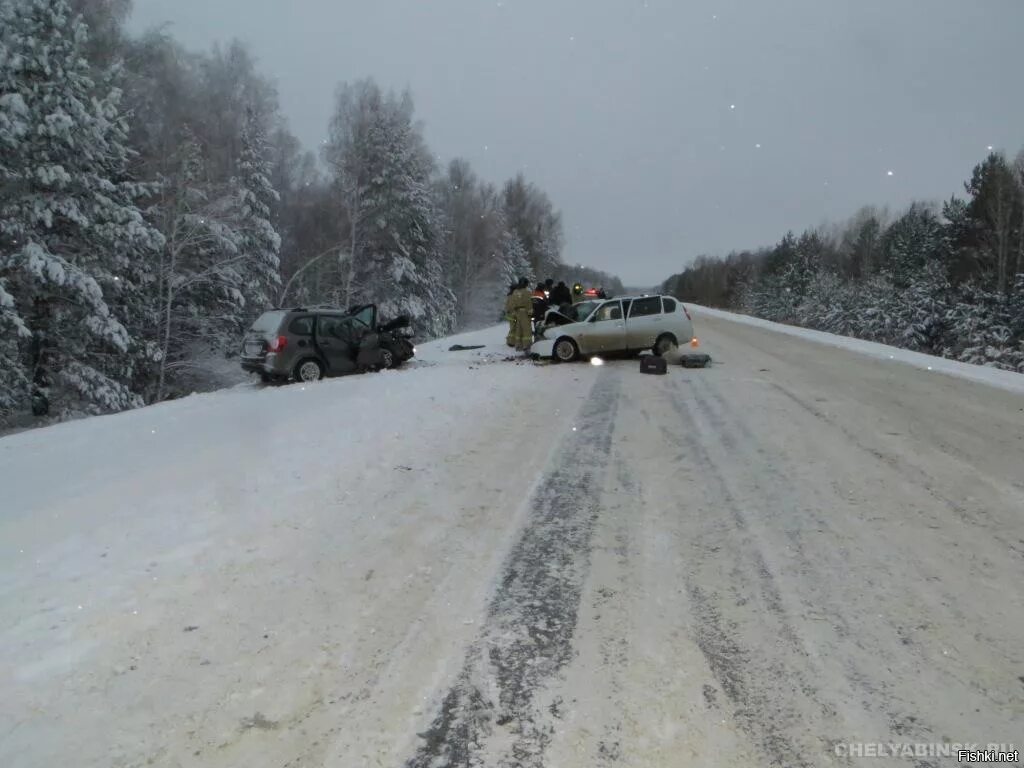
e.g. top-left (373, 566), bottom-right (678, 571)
top-left (434, 159), bottom-right (484, 327)
top-left (325, 81), bottom-right (455, 338)
top-left (0, 281), bottom-right (30, 422)
top-left (498, 229), bottom-right (532, 292)
top-left (233, 107), bottom-right (281, 322)
top-left (964, 152), bottom-right (1021, 295)
top-left (0, 0), bottom-right (164, 420)
top-left (946, 275), bottom-right (1024, 371)
top-left (501, 174), bottom-right (564, 278)
top-left (880, 204), bottom-right (943, 289)
top-left (890, 260), bottom-right (952, 354)
top-left (799, 270), bottom-right (858, 337)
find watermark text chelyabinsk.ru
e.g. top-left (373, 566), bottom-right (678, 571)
top-left (833, 742), bottom-right (1019, 761)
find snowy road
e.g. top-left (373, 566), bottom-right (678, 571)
top-left (2, 312), bottom-right (1023, 767)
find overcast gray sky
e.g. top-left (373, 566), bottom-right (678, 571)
top-left (129, 0), bottom-right (1024, 286)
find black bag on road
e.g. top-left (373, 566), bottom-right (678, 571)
top-left (640, 355), bottom-right (668, 375)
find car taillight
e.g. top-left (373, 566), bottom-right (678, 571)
top-left (269, 335), bottom-right (287, 353)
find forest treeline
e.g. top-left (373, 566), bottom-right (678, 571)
top-left (661, 150), bottom-right (1024, 372)
top-left (0, 0), bottom-right (623, 425)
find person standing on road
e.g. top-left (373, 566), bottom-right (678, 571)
top-left (509, 277), bottom-right (535, 353)
top-left (504, 282), bottom-right (518, 347)
top-left (532, 283), bottom-right (550, 341)
top-left (551, 280), bottom-right (572, 309)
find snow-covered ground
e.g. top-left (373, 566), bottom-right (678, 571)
top-left (692, 304), bottom-right (1024, 394)
top-left (2, 317), bottom-right (1022, 767)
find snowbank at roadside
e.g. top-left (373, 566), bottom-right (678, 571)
top-left (691, 305), bottom-right (1024, 395)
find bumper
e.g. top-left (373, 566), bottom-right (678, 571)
top-left (240, 357), bottom-right (268, 373)
top-left (530, 339), bottom-right (556, 358)
top-left (241, 353), bottom-right (285, 375)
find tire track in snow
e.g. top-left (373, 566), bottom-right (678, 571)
top-left (660, 381), bottom-right (831, 768)
top-left (692, 375), bottom-right (1019, 762)
top-left (404, 374), bottom-right (621, 768)
top-left (767, 381), bottom-right (997, 534)
top-left (676, 375), bottom-right (976, 768)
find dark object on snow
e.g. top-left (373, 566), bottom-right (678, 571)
top-left (640, 355), bottom-right (668, 375)
top-left (448, 344), bottom-right (486, 351)
top-left (680, 354), bottom-right (712, 368)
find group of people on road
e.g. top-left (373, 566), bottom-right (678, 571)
top-left (503, 277), bottom-right (607, 353)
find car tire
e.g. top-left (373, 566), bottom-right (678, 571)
top-left (380, 347), bottom-right (396, 370)
top-left (294, 358), bottom-right (325, 382)
top-left (553, 337), bottom-right (579, 362)
top-left (653, 334), bottom-right (678, 357)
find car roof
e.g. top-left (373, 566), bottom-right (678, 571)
top-left (608, 294), bottom-right (670, 300)
top-left (277, 305), bottom-right (375, 315)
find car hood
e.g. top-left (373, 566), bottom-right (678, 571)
top-left (541, 321), bottom-right (588, 339)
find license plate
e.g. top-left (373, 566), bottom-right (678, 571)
top-left (245, 343), bottom-right (262, 357)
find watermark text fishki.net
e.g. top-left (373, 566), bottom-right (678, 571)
top-left (833, 742), bottom-right (1019, 762)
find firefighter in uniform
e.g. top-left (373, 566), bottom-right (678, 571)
top-left (504, 282), bottom-right (517, 347)
top-left (509, 277), bottom-right (535, 352)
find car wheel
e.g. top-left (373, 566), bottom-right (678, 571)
top-left (294, 358), bottom-right (324, 382)
top-left (553, 337), bottom-right (579, 362)
top-left (653, 334), bottom-right (678, 357)
top-left (380, 347), bottom-right (396, 370)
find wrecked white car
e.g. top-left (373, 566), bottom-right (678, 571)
top-left (531, 295), bottom-right (701, 363)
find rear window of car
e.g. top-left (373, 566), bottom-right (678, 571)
top-left (250, 310), bottom-right (286, 333)
top-left (629, 297), bottom-right (662, 317)
top-left (289, 316), bottom-right (314, 335)
top-left (663, 297), bottom-right (677, 313)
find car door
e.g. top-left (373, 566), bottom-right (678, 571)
top-left (626, 296), bottom-right (665, 350)
top-left (314, 315), bottom-right (358, 374)
top-left (585, 300), bottom-right (627, 354)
